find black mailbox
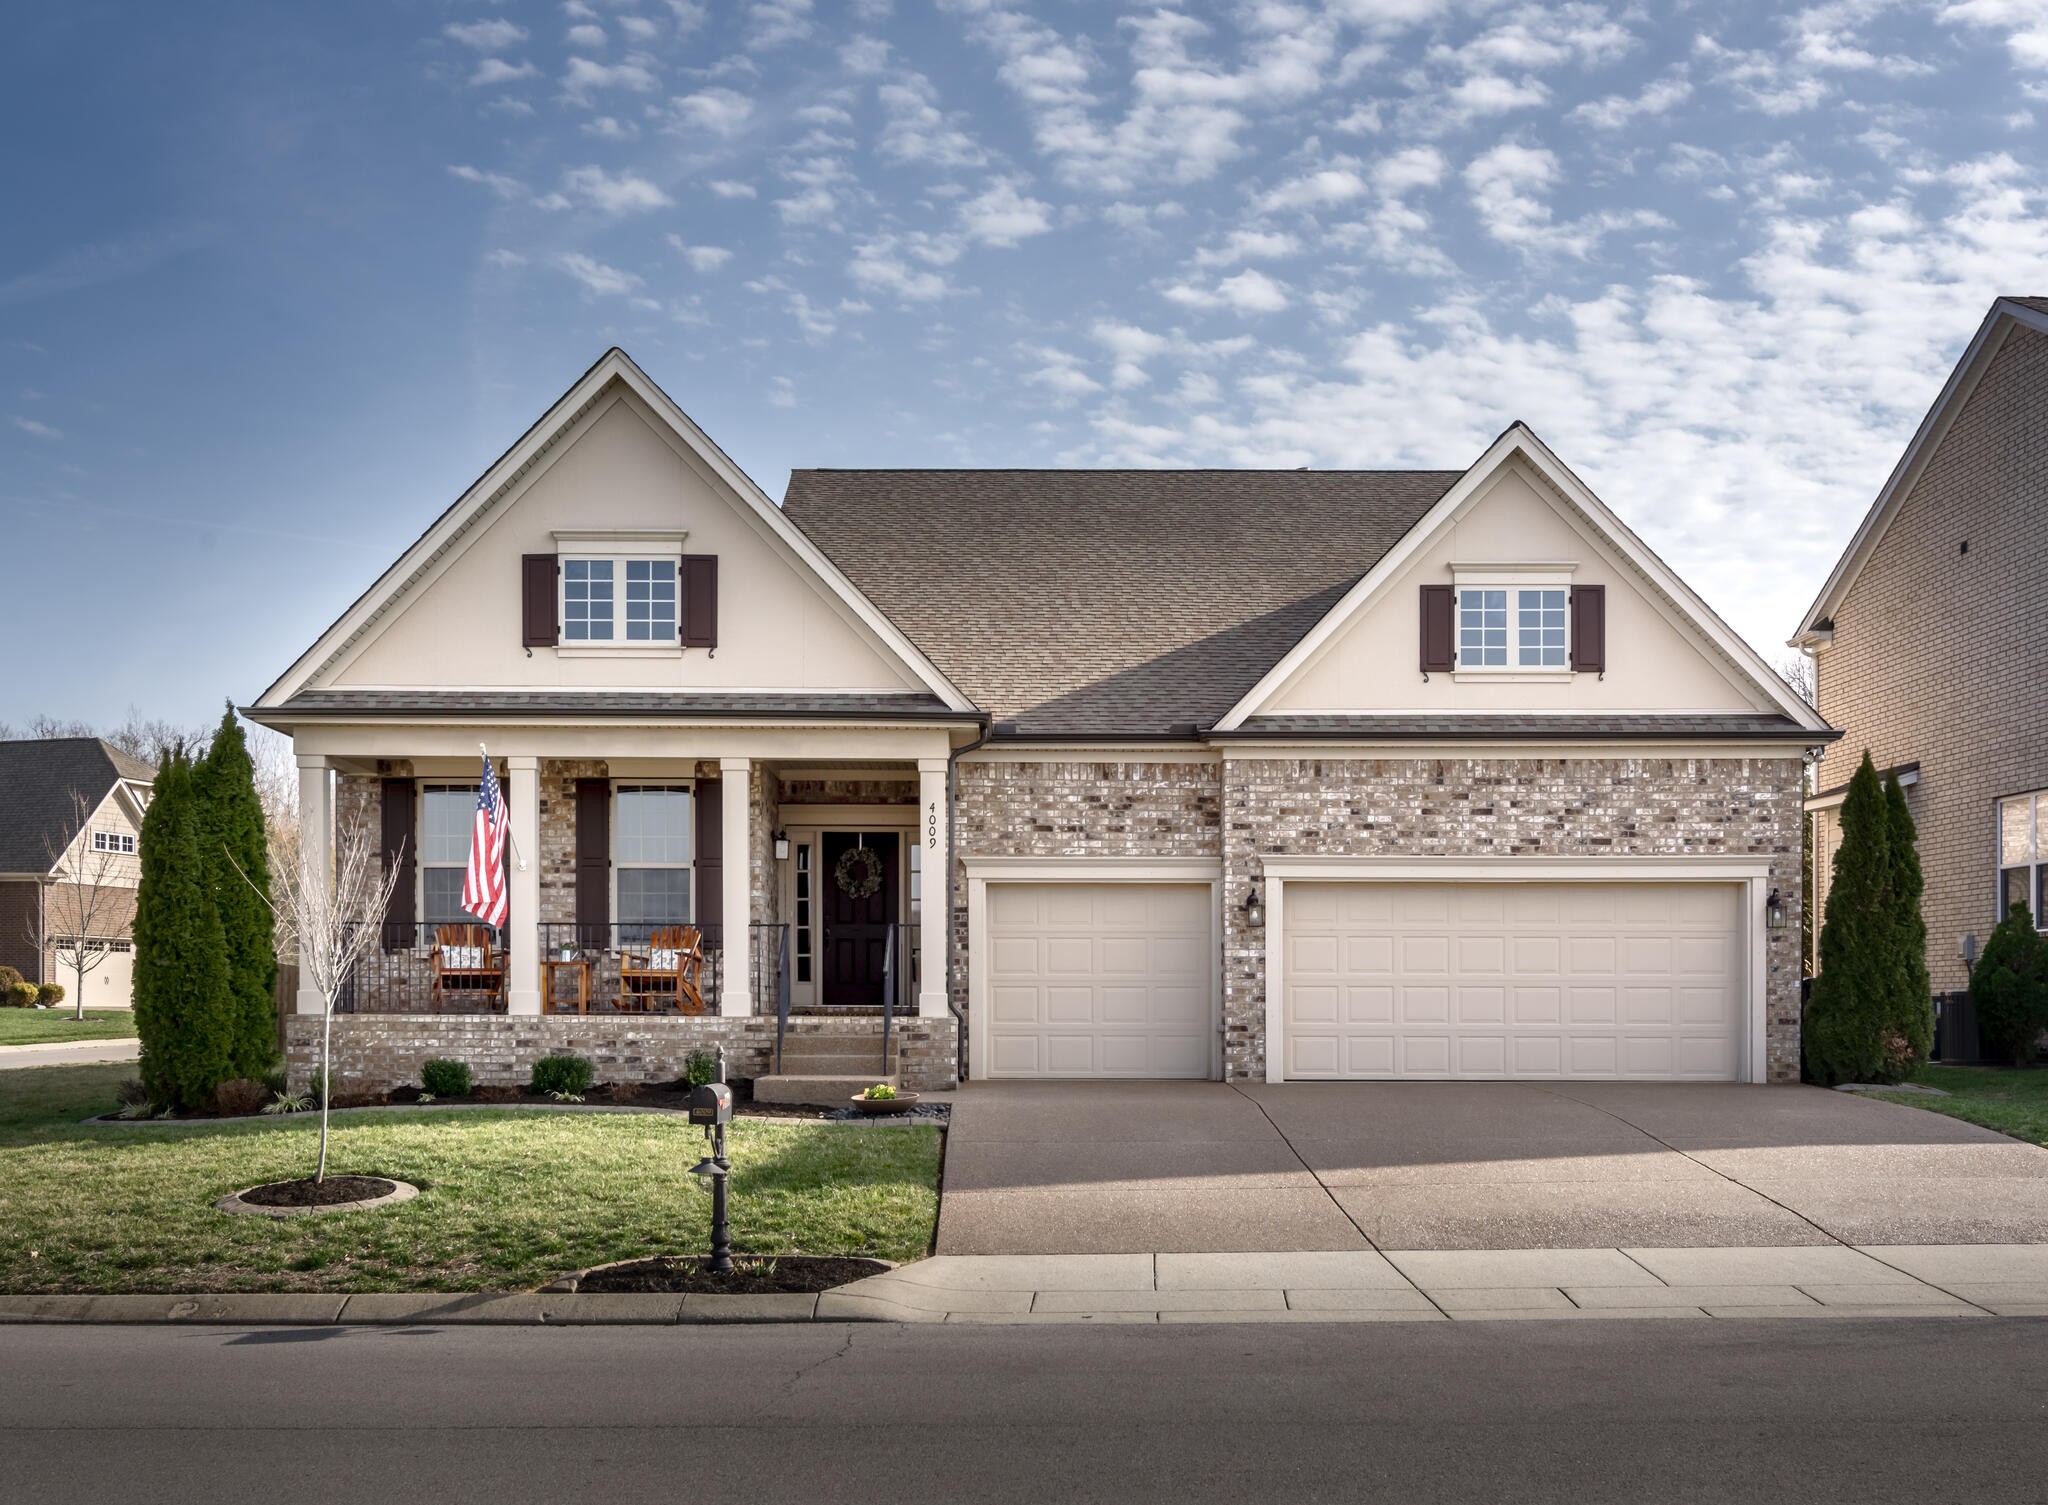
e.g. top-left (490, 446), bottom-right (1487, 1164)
top-left (688, 1083), bottom-right (733, 1126)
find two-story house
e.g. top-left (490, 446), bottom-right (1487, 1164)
top-left (248, 349), bottom-right (1832, 1098)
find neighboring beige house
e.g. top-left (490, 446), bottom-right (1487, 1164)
top-left (1794, 295), bottom-right (2048, 996)
top-left (0, 738), bottom-right (155, 1006)
top-left (248, 348), bottom-right (1832, 1098)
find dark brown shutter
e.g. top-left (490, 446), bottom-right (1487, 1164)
top-left (1419, 584), bottom-right (1455, 674)
top-left (1571, 584), bottom-right (1606, 673)
top-left (379, 778), bottom-right (416, 948)
top-left (574, 778), bottom-right (610, 948)
top-left (694, 779), bottom-right (723, 937)
top-left (522, 554), bottom-right (558, 647)
top-left (680, 554), bottom-right (718, 649)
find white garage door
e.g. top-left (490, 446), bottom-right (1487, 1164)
top-left (1282, 882), bottom-right (1743, 1080)
top-left (984, 883), bottom-right (1213, 1078)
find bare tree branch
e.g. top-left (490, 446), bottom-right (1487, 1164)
top-left (36, 789), bottom-right (132, 1021)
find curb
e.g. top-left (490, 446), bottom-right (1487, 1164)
top-left (0, 1292), bottom-right (865, 1325)
top-left (79, 1102), bottom-right (949, 1129)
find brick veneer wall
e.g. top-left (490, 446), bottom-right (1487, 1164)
top-left (287, 1012), bottom-right (958, 1094)
top-left (1814, 321), bottom-right (2048, 992)
top-left (778, 777), bottom-right (915, 805)
top-left (948, 755), bottom-right (1805, 1084)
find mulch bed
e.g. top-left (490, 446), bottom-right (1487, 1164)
top-left (570, 1255), bottom-right (890, 1294)
top-left (237, 1175), bottom-right (398, 1208)
top-left (101, 1079), bottom-right (945, 1123)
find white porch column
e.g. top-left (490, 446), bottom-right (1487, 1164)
top-left (507, 754), bottom-right (542, 1016)
top-left (917, 757), bottom-right (950, 1019)
top-left (295, 753), bottom-right (330, 1015)
top-left (719, 757), bottom-right (752, 1016)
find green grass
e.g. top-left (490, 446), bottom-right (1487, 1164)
top-left (0, 1064), bottom-right (940, 1294)
top-left (0, 1011), bottom-right (137, 1046)
top-left (1864, 1064), bottom-right (2048, 1148)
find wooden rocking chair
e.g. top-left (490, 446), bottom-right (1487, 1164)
top-left (618, 925), bottom-right (708, 1015)
top-left (430, 924), bottom-right (505, 1013)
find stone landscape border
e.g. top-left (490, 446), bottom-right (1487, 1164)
top-left (215, 1179), bottom-right (419, 1218)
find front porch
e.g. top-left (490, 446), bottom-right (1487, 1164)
top-left (288, 729), bottom-right (966, 1093)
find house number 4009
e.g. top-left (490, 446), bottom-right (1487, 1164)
top-left (927, 801), bottom-right (940, 849)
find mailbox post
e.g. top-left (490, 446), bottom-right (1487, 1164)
top-left (688, 1081), bottom-right (735, 1272)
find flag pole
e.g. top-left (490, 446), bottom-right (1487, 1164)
top-left (480, 742), bottom-right (526, 872)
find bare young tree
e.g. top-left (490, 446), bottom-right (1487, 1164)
top-left (242, 811), bottom-right (400, 1182)
top-left (35, 789), bottom-right (132, 1021)
top-left (1777, 653), bottom-right (1817, 709)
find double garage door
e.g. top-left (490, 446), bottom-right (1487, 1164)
top-left (978, 877), bottom-right (1744, 1082)
top-left (1282, 882), bottom-right (1744, 1080)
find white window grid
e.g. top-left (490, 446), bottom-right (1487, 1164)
top-left (1997, 791), bottom-right (2048, 931)
top-left (614, 785), bottom-right (694, 935)
top-left (564, 556), bottom-right (678, 645)
top-left (1458, 586), bottom-right (1571, 670)
top-left (91, 831), bottom-right (136, 854)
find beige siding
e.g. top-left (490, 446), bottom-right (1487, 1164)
top-left (1268, 463), bottom-right (1766, 714)
top-left (324, 390), bottom-right (921, 694)
top-left (1813, 321), bottom-right (2048, 992)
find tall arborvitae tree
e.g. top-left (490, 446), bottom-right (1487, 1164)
top-left (1803, 752), bottom-right (1894, 1086)
top-left (132, 752), bottom-right (237, 1108)
top-left (195, 704), bottom-right (278, 1077)
top-left (1881, 771), bottom-right (1933, 1080)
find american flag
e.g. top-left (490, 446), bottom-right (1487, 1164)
top-left (462, 756), bottom-right (510, 928)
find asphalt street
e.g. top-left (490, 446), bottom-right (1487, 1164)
top-left (5, 1318), bottom-right (2046, 1503)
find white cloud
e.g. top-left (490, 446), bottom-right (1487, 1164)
top-left (958, 179), bottom-right (1054, 245)
top-left (850, 238), bottom-right (950, 299)
top-left (776, 185), bottom-right (838, 225)
top-left (877, 71), bottom-right (985, 166)
top-left (1192, 229), bottom-right (1300, 266)
top-left (767, 375), bottom-right (797, 407)
top-left (671, 87), bottom-right (754, 136)
top-left (10, 414), bottom-right (60, 438)
top-left (557, 252), bottom-right (642, 296)
top-left (530, 191), bottom-right (573, 212)
top-left (1257, 163), bottom-right (1369, 213)
top-left (1163, 266), bottom-right (1289, 313)
top-left (1943, 0), bottom-right (2048, 68)
top-left (582, 115), bottom-right (637, 140)
top-left (749, 0), bottom-right (813, 50)
top-left (1090, 319), bottom-right (1172, 387)
top-left (620, 16), bottom-right (659, 42)
top-left (1463, 140), bottom-right (1666, 257)
top-left (706, 179), bottom-right (758, 198)
top-left (485, 249), bottom-right (527, 268)
top-left (563, 54), bottom-right (658, 102)
top-left (667, 235), bottom-right (733, 271)
top-left (562, 164), bottom-right (674, 213)
top-left (1023, 346), bottom-right (1104, 400)
top-left (471, 58), bottom-right (539, 87)
top-left (1570, 69), bottom-right (1693, 129)
top-left (445, 19), bottom-right (527, 51)
top-left (448, 164), bottom-right (525, 198)
top-left (565, 23), bottom-right (607, 49)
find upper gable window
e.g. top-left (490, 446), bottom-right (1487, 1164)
top-left (91, 831), bottom-right (136, 854)
top-left (1458, 585), bottom-right (1568, 670)
top-left (562, 556), bottom-right (677, 645)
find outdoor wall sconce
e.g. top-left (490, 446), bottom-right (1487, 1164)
top-left (773, 831), bottom-right (790, 861)
top-left (1765, 889), bottom-right (1787, 930)
top-left (1244, 888), bottom-right (1265, 929)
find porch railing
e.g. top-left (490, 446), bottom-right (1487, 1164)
top-left (337, 922), bottom-right (509, 1015)
top-left (535, 923), bottom-right (725, 1014)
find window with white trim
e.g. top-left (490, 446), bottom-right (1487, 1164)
top-left (614, 786), bottom-right (693, 941)
top-left (1458, 586), bottom-right (1569, 669)
top-left (420, 785), bottom-right (477, 928)
top-left (91, 831), bottom-right (136, 854)
top-left (794, 841), bottom-right (814, 984)
top-left (562, 556), bottom-right (677, 644)
top-left (1997, 790), bottom-right (2048, 929)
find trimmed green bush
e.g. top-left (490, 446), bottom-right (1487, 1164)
top-left (1973, 901), bottom-right (2048, 1066)
top-left (529, 1054), bottom-right (594, 1097)
top-left (3, 982), bottom-right (38, 1008)
top-left (1804, 752), bottom-right (1896, 1086)
top-left (684, 1049), bottom-right (719, 1089)
top-left (421, 1058), bottom-right (475, 1097)
top-left (132, 751), bottom-right (237, 1109)
top-left (193, 704), bottom-right (278, 1079)
top-left (36, 983), bottom-right (65, 1008)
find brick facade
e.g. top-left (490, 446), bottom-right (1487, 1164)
top-left (286, 1012), bottom-right (957, 1095)
top-left (1813, 320), bottom-right (2048, 992)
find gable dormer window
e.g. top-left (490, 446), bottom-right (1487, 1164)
top-left (563, 556), bottom-right (677, 644)
top-left (1450, 565), bottom-right (1578, 678)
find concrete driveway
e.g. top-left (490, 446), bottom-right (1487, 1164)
top-left (935, 1081), bottom-right (2048, 1255)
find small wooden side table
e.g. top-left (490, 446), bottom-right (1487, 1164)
top-left (543, 958), bottom-right (592, 1015)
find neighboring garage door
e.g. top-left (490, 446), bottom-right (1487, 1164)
top-left (1282, 882), bottom-right (1743, 1080)
top-left (984, 883), bottom-right (1213, 1078)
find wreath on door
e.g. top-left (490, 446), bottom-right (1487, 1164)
top-left (834, 844), bottom-right (883, 900)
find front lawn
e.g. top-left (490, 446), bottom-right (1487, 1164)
top-left (0, 1011), bottom-right (138, 1047)
top-left (0, 1064), bottom-right (940, 1294)
top-left (1864, 1064), bottom-right (2048, 1148)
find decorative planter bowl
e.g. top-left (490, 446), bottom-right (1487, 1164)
top-left (852, 1092), bottom-right (920, 1115)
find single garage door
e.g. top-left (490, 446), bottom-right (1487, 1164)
top-left (1282, 882), bottom-right (1742, 1080)
top-left (985, 883), bottom-right (1213, 1078)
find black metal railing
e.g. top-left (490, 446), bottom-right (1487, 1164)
top-left (338, 921), bottom-right (509, 1015)
top-left (535, 922), bottom-right (725, 1014)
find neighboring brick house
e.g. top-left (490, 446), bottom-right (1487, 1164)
top-left (248, 349), bottom-right (1833, 1097)
top-left (1793, 295), bottom-right (2048, 996)
top-left (0, 738), bottom-right (156, 1005)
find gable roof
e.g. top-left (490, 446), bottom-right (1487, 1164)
top-left (780, 468), bottom-right (1461, 737)
top-left (253, 349), bottom-right (974, 715)
top-left (1793, 295), bottom-right (2048, 644)
top-left (0, 739), bottom-right (154, 875)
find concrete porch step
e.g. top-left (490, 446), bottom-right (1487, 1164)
top-left (775, 1052), bottom-right (897, 1076)
top-left (752, 1072), bottom-right (900, 1107)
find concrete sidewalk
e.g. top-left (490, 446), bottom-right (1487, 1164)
top-left (824, 1244), bottom-right (2048, 1323)
top-left (0, 1038), bottom-right (141, 1070)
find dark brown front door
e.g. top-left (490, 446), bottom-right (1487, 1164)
top-left (821, 831), bottom-right (900, 1006)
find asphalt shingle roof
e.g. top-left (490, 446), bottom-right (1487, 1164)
top-left (781, 468), bottom-right (1462, 737)
top-left (0, 739), bottom-right (154, 874)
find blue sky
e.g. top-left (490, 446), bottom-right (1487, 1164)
top-left (5, 0), bottom-right (2047, 729)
